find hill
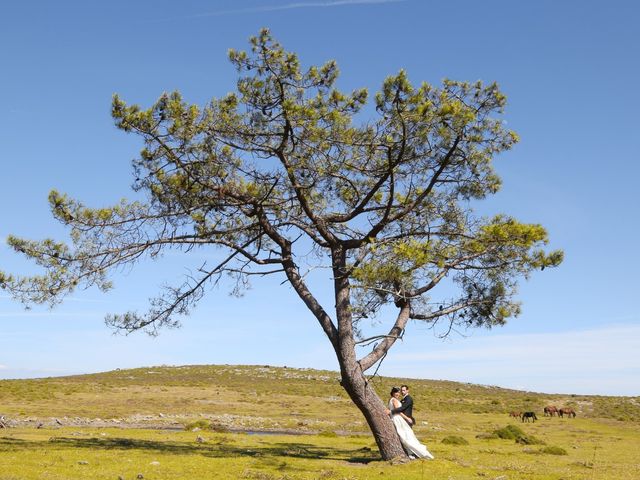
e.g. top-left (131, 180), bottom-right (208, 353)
top-left (2, 365), bottom-right (640, 479)
top-left (1, 364), bottom-right (638, 431)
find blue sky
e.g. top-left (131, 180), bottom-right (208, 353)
top-left (1, 0), bottom-right (638, 396)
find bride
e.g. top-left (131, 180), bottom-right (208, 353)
top-left (388, 387), bottom-right (434, 459)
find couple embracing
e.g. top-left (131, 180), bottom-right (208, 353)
top-left (385, 385), bottom-right (434, 459)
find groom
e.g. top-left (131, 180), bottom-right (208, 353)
top-left (387, 384), bottom-right (415, 427)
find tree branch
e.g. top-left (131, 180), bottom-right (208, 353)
top-left (357, 301), bottom-right (411, 372)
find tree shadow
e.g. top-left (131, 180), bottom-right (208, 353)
top-left (0, 436), bottom-right (380, 464)
top-left (0, 436), bottom-right (28, 446)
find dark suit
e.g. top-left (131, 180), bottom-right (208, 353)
top-left (391, 394), bottom-right (415, 427)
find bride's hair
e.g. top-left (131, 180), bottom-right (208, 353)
top-left (390, 386), bottom-right (401, 396)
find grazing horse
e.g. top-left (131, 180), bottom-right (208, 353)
top-left (558, 408), bottom-right (576, 418)
top-left (544, 405), bottom-right (559, 417)
top-left (521, 411), bottom-right (537, 422)
top-left (509, 411), bottom-right (521, 418)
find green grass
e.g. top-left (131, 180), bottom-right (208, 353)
top-left (1, 364), bottom-right (639, 479)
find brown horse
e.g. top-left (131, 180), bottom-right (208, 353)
top-left (558, 408), bottom-right (576, 418)
top-left (544, 405), bottom-right (559, 417)
top-left (521, 411), bottom-right (537, 422)
top-left (509, 411), bottom-right (521, 418)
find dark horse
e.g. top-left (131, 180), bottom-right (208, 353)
top-left (544, 405), bottom-right (559, 417)
top-left (558, 408), bottom-right (576, 418)
top-left (521, 411), bottom-right (537, 422)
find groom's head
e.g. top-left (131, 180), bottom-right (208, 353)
top-left (401, 385), bottom-right (409, 397)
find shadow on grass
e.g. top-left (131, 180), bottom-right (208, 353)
top-left (0, 436), bottom-right (379, 464)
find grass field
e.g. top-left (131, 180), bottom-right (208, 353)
top-left (1, 365), bottom-right (639, 479)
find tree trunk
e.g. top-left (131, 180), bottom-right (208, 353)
top-left (330, 247), bottom-right (408, 461)
top-left (339, 361), bottom-right (408, 461)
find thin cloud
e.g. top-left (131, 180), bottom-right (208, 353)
top-left (1, 294), bottom-right (106, 303)
top-left (0, 311), bottom-right (103, 318)
top-left (0, 366), bottom-right (74, 380)
top-left (152, 0), bottom-right (406, 21)
top-left (394, 324), bottom-right (640, 367)
top-left (384, 323), bottom-right (640, 395)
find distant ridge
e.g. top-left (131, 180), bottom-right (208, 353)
top-left (1, 364), bottom-right (638, 427)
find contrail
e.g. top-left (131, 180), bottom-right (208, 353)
top-left (152, 0), bottom-right (406, 21)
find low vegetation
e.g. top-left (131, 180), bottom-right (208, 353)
top-left (440, 435), bottom-right (469, 445)
top-left (1, 364), bottom-right (639, 479)
top-left (493, 424), bottom-right (527, 440)
top-left (540, 445), bottom-right (568, 456)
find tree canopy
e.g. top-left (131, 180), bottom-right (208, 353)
top-left (1, 29), bottom-right (561, 340)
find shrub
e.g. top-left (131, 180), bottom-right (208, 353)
top-left (184, 419), bottom-right (212, 431)
top-left (493, 424), bottom-right (525, 440)
top-left (541, 446), bottom-right (568, 455)
top-left (492, 424), bottom-right (543, 445)
top-left (210, 422), bottom-right (229, 433)
top-left (441, 435), bottom-right (469, 445)
top-left (516, 434), bottom-right (545, 445)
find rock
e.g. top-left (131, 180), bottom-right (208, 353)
top-left (137, 474), bottom-right (144, 479)
top-left (196, 435), bottom-right (206, 443)
top-left (78, 461), bottom-right (89, 465)
top-left (150, 461), bottom-right (160, 466)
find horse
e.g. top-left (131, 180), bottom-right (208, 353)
top-left (558, 407), bottom-right (576, 418)
top-left (544, 405), bottom-right (559, 417)
top-left (509, 411), bottom-right (521, 418)
top-left (521, 411), bottom-right (537, 422)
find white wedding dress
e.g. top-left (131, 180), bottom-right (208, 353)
top-left (389, 398), bottom-right (434, 459)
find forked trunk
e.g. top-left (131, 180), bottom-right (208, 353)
top-left (330, 247), bottom-right (408, 461)
top-left (339, 362), bottom-right (408, 461)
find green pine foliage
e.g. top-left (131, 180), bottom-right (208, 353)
top-left (1, 29), bottom-right (562, 338)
